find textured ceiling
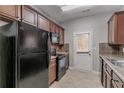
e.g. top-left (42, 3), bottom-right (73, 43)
top-left (35, 5), bottom-right (123, 23)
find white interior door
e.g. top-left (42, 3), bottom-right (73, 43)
top-left (73, 31), bottom-right (93, 71)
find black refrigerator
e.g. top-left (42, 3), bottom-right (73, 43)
top-left (17, 22), bottom-right (50, 88)
top-left (0, 21), bottom-right (16, 88)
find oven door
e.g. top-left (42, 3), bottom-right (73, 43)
top-left (57, 56), bottom-right (66, 81)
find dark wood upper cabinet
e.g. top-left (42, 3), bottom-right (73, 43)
top-left (38, 14), bottom-right (50, 31)
top-left (0, 5), bottom-right (19, 20)
top-left (21, 6), bottom-right (37, 26)
top-left (59, 28), bottom-right (64, 45)
top-left (0, 5), bottom-right (64, 39)
top-left (50, 22), bottom-right (64, 44)
top-left (50, 22), bottom-right (56, 33)
top-left (117, 12), bottom-right (124, 44)
top-left (55, 26), bottom-right (59, 33)
top-left (108, 11), bottom-right (124, 44)
top-left (108, 15), bottom-right (117, 44)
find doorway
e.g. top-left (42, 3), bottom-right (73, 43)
top-left (73, 31), bottom-right (93, 71)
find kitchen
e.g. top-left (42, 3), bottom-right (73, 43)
top-left (0, 5), bottom-right (124, 88)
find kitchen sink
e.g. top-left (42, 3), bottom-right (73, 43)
top-left (107, 58), bottom-right (124, 67)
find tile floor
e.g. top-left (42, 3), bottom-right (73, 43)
top-left (50, 69), bottom-right (103, 88)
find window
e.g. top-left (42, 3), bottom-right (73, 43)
top-left (75, 33), bottom-right (89, 53)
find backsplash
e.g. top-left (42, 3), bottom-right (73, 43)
top-left (59, 44), bottom-right (69, 52)
top-left (99, 43), bottom-right (124, 56)
top-left (51, 43), bottom-right (69, 52)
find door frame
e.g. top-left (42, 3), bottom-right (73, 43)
top-left (72, 31), bottom-right (93, 71)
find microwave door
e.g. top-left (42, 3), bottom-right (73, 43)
top-left (52, 33), bottom-right (59, 44)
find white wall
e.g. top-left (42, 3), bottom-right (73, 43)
top-left (61, 12), bottom-right (113, 71)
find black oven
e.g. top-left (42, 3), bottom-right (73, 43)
top-left (56, 54), bottom-right (67, 81)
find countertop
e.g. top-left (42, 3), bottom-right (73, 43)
top-left (100, 54), bottom-right (124, 82)
top-left (56, 52), bottom-right (69, 55)
top-left (50, 52), bottom-right (69, 60)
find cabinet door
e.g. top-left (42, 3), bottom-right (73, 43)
top-left (112, 80), bottom-right (118, 88)
top-left (117, 13), bottom-right (124, 44)
top-left (38, 14), bottom-right (50, 31)
top-left (21, 6), bottom-right (37, 26)
top-left (55, 26), bottom-right (59, 33)
top-left (108, 19), bottom-right (112, 43)
top-left (49, 59), bottom-right (56, 85)
top-left (59, 28), bottom-right (64, 45)
top-left (111, 15), bottom-right (117, 43)
top-left (106, 71), bottom-right (112, 88)
top-left (0, 5), bottom-right (19, 20)
top-left (103, 66), bottom-right (107, 87)
top-left (108, 15), bottom-right (117, 44)
top-left (112, 72), bottom-right (124, 88)
top-left (50, 23), bottom-right (56, 33)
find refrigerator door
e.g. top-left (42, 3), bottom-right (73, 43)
top-left (18, 22), bottom-right (50, 88)
top-left (0, 22), bottom-right (16, 88)
top-left (18, 22), bottom-right (49, 53)
top-left (38, 29), bottom-right (49, 51)
top-left (0, 35), bottom-right (15, 88)
top-left (18, 52), bottom-right (48, 88)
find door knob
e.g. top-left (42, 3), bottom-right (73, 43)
top-left (88, 51), bottom-right (91, 56)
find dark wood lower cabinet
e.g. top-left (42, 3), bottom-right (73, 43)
top-left (102, 65), bottom-right (107, 87)
top-left (106, 71), bottom-right (112, 88)
top-left (100, 57), bottom-right (124, 88)
top-left (112, 72), bottom-right (124, 88)
top-left (49, 58), bottom-right (56, 86)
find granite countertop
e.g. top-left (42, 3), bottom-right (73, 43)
top-left (100, 54), bottom-right (124, 82)
top-left (50, 52), bottom-right (69, 60)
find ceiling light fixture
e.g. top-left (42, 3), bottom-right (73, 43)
top-left (60, 5), bottom-right (94, 12)
top-left (61, 5), bottom-right (83, 11)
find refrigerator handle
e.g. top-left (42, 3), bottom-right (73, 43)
top-left (47, 32), bottom-right (51, 64)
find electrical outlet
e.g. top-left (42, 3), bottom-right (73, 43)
top-left (123, 48), bottom-right (124, 52)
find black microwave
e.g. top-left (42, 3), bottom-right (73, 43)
top-left (51, 33), bottom-right (60, 44)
